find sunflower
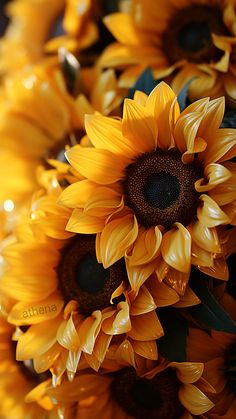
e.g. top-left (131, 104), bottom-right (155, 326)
top-left (0, 312), bottom-right (57, 418)
top-left (99, 0), bottom-right (236, 103)
top-left (0, 0), bottom-right (131, 74)
top-left (0, 169), bottom-right (173, 382)
top-left (47, 360), bottom-right (214, 418)
top-left (0, 59), bottom-right (123, 237)
top-left (59, 82), bottom-right (236, 298)
top-left (187, 324), bottom-right (236, 418)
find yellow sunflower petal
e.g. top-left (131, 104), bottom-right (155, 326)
top-left (165, 268), bottom-right (190, 296)
top-left (198, 257), bottom-right (229, 280)
top-left (84, 187), bottom-right (123, 217)
top-left (57, 314), bottom-right (80, 352)
top-left (115, 339), bottom-right (136, 368)
top-left (197, 194), bottom-right (230, 227)
top-left (122, 98), bottom-right (157, 152)
top-left (189, 220), bottom-right (221, 253)
top-left (146, 82), bottom-right (180, 149)
top-left (93, 332), bottom-right (113, 364)
top-left (58, 179), bottom-right (97, 208)
top-left (132, 339), bottom-right (158, 360)
top-left (179, 383), bottom-right (214, 415)
top-left (8, 291), bottom-right (64, 325)
top-left (16, 316), bottom-right (62, 360)
top-left (202, 128), bottom-right (236, 165)
top-left (146, 276), bottom-right (180, 306)
top-left (198, 97), bottom-right (225, 139)
top-left (66, 147), bottom-right (125, 184)
top-left (195, 163), bottom-right (232, 192)
top-left (127, 226), bottom-right (162, 266)
top-left (128, 311), bottom-right (164, 341)
top-left (161, 223), bottom-right (191, 273)
top-left (171, 362), bottom-right (204, 384)
top-left (130, 285), bottom-right (157, 315)
top-left (84, 113), bottom-right (136, 157)
top-left (66, 209), bottom-right (105, 233)
top-left (78, 310), bottom-right (102, 355)
top-left (103, 13), bottom-right (141, 45)
top-left (102, 301), bottom-right (131, 335)
top-left (126, 258), bottom-right (157, 291)
top-left (98, 213), bottom-right (138, 268)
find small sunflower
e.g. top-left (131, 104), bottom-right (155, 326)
top-left (59, 82), bottom-right (236, 296)
top-left (0, 0), bottom-right (130, 74)
top-left (0, 313), bottom-right (56, 418)
top-left (100, 0), bottom-right (236, 103)
top-left (48, 361), bottom-right (214, 418)
top-left (0, 170), bottom-right (168, 381)
top-left (187, 325), bottom-right (236, 418)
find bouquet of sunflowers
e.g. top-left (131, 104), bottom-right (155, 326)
top-left (0, 1), bottom-right (236, 418)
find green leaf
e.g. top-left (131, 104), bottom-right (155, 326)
top-left (189, 269), bottom-right (236, 333)
top-left (157, 307), bottom-right (188, 362)
top-left (128, 67), bottom-right (158, 98)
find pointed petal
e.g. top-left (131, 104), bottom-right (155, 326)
top-left (127, 226), bottom-right (162, 266)
top-left (115, 339), bottom-right (136, 367)
top-left (202, 128), bottom-right (236, 165)
top-left (161, 223), bottom-right (191, 273)
top-left (78, 311), bottom-right (102, 354)
top-left (122, 98), bottom-right (157, 152)
top-left (66, 209), bottom-right (105, 233)
top-left (126, 258), bottom-right (157, 291)
top-left (8, 292), bottom-right (64, 325)
top-left (164, 268), bottom-right (190, 296)
top-left (103, 13), bottom-right (141, 45)
top-left (132, 340), bottom-right (158, 360)
top-left (130, 285), bottom-right (157, 315)
top-left (58, 179), bottom-right (97, 208)
top-left (16, 316), bottom-right (62, 360)
top-left (66, 146), bottom-right (125, 184)
top-left (189, 220), bottom-right (221, 253)
top-left (85, 114), bottom-right (136, 157)
top-left (84, 187), bottom-right (123, 217)
top-left (128, 311), bottom-right (164, 341)
top-left (174, 287), bottom-right (200, 307)
top-left (171, 362), bottom-right (204, 384)
top-left (102, 301), bottom-right (131, 335)
top-left (146, 82), bottom-right (180, 149)
top-left (179, 383), bottom-right (214, 415)
top-left (57, 314), bottom-right (80, 352)
top-left (195, 163), bottom-right (232, 192)
top-left (146, 275), bottom-right (180, 306)
top-left (197, 194), bottom-right (230, 227)
top-left (99, 214), bottom-right (138, 268)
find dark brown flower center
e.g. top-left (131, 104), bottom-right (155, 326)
top-left (57, 235), bottom-right (126, 315)
top-left (111, 367), bottom-right (184, 419)
top-left (123, 149), bottom-right (203, 229)
top-left (225, 342), bottom-right (236, 395)
top-left (226, 253), bottom-right (236, 299)
top-left (163, 5), bottom-right (229, 64)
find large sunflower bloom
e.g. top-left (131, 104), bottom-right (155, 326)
top-left (0, 0), bottom-right (131, 74)
top-left (59, 82), bottom-right (236, 296)
top-left (48, 361), bottom-right (214, 418)
top-left (0, 313), bottom-right (57, 418)
top-left (100, 0), bottom-right (236, 102)
top-left (187, 326), bottom-right (236, 418)
top-left (0, 171), bottom-right (167, 381)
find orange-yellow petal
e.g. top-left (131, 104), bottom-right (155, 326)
top-left (179, 383), bottom-right (214, 415)
top-left (98, 213), bottom-right (138, 268)
top-left (161, 223), bottom-right (191, 273)
top-left (197, 194), bottom-right (230, 227)
top-left (66, 146), bottom-right (125, 184)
